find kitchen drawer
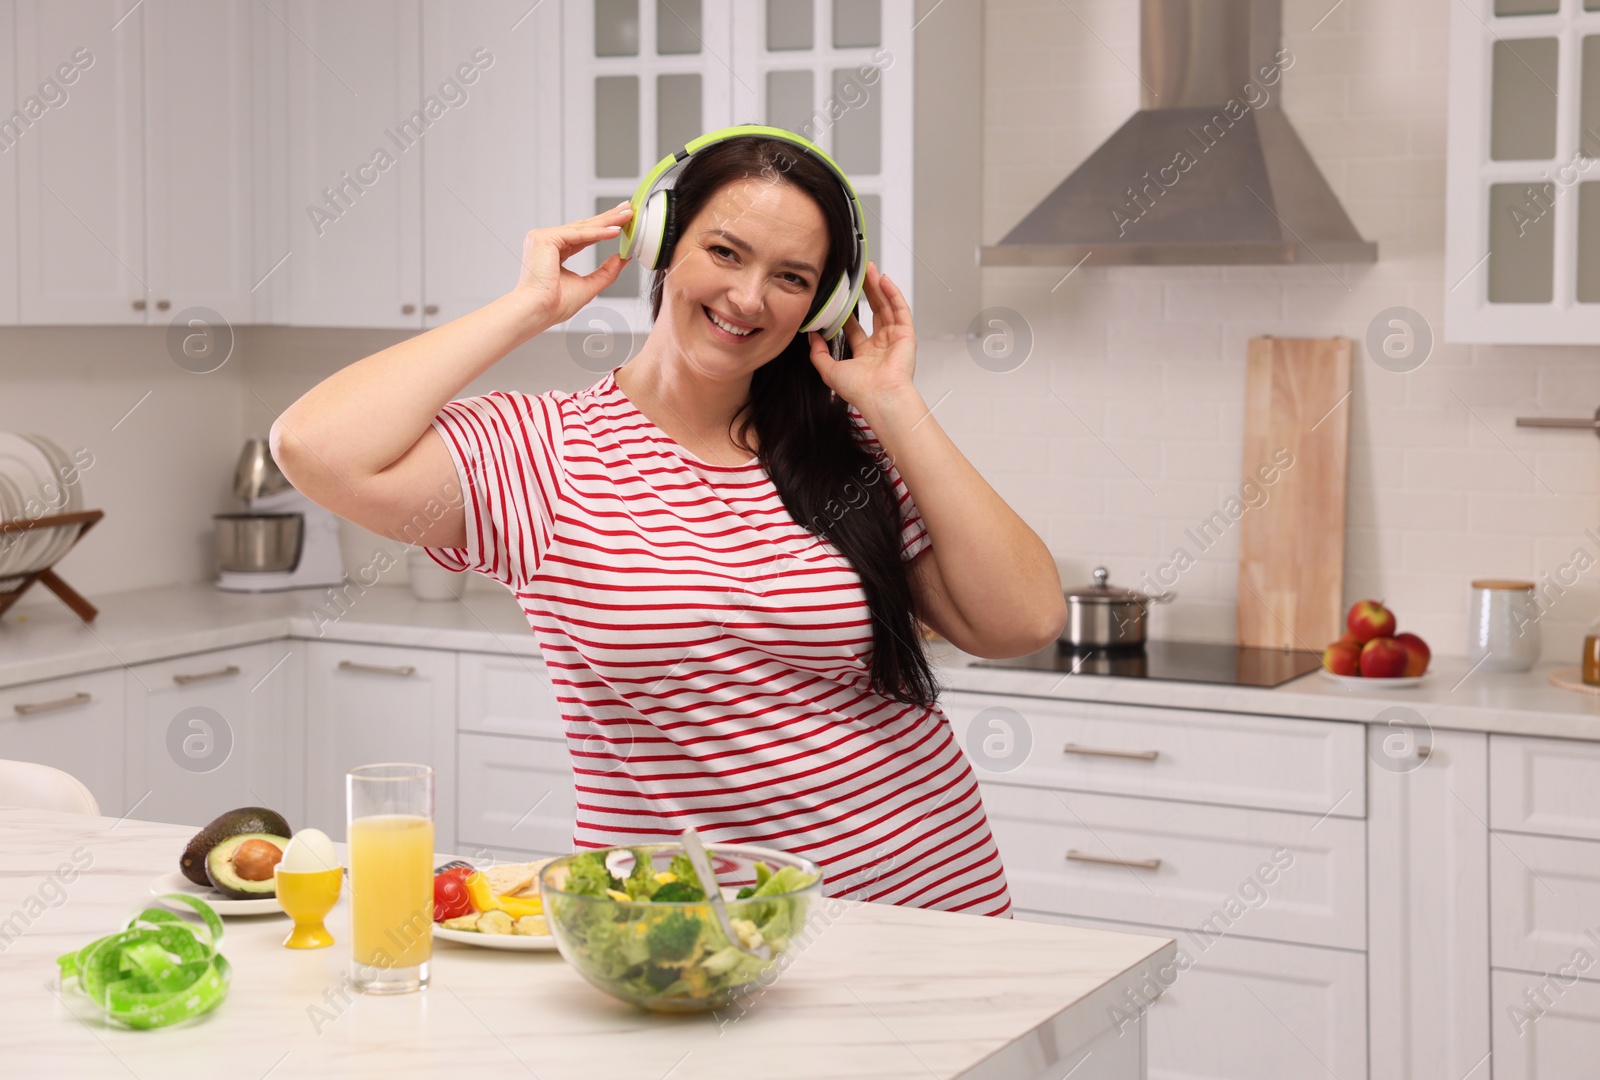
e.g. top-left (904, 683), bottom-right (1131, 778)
top-left (457, 732), bottom-right (575, 858)
top-left (457, 651), bottom-right (563, 739)
top-left (945, 691), bottom-right (1365, 819)
top-left (0, 669), bottom-right (125, 816)
top-left (1020, 909), bottom-right (1368, 1080)
top-left (981, 783), bottom-right (1366, 950)
top-left (1492, 968), bottom-right (1600, 1079)
top-left (1491, 733), bottom-right (1600, 841)
top-left (1491, 830), bottom-right (1600, 976)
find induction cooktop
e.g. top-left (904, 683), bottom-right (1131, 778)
top-left (971, 640), bottom-right (1324, 689)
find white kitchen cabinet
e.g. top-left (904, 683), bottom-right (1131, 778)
top-left (1028, 909), bottom-right (1369, 1080)
top-left (282, 0), bottom-right (424, 328)
top-left (983, 782), bottom-right (1366, 951)
top-left (419, 0), bottom-right (560, 329)
top-left (1492, 829), bottom-right (1600, 977)
top-left (1492, 968), bottom-right (1600, 1079)
top-left (0, 0), bottom-right (18, 324)
top-left (457, 732), bottom-right (575, 859)
top-left (457, 650), bottom-right (564, 740)
top-left (123, 642), bottom-right (299, 831)
top-left (1490, 732), bottom-right (1600, 842)
top-left (1366, 728), bottom-right (1491, 1080)
top-left (142, 0), bottom-right (257, 325)
top-left (14, 0), bottom-right (145, 324)
top-left (0, 668), bottom-right (125, 816)
top-left (943, 690), bottom-right (1366, 818)
top-left (302, 640), bottom-right (456, 849)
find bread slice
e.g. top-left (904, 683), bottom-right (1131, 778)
top-left (483, 857), bottom-right (556, 898)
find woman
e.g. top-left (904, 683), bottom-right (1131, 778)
top-left (272, 131), bottom-right (1066, 917)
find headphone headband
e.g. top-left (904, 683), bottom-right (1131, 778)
top-left (617, 125), bottom-right (868, 341)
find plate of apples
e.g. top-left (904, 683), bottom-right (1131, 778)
top-left (1320, 600), bottom-right (1432, 688)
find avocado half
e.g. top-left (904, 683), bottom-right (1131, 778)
top-left (205, 833), bottom-right (289, 900)
top-left (180, 806), bottom-right (293, 887)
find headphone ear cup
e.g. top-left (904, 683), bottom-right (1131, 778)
top-left (637, 188), bottom-right (673, 270)
top-left (802, 272), bottom-right (853, 339)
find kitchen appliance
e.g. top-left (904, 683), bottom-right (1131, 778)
top-left (1059, 566), bottom-right (1174, 648)
top-left (980, 0), bottom-right (1376, 267)
top-left (213, 437), bottom-right (346, 593)
top-left (975, 639), bottom-right (1323, 689)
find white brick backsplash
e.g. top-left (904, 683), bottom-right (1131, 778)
top-left (976, 0), bottom-right (1600, 654)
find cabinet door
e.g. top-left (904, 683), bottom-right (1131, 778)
top-left (124, 643), bottom-right (298, 830)
top-left (0, 0), bottom-right (18, 324)
top-left (15, 0), bottom-right (147, 324)
top-left (457, 732), bottom-right (575, 859)
top-left (1492, 969), bottom-right (1600, 1079)
top-left (143, 0), bottom-right (256, 325)
top-left (1026, 909), bottom-right (1369, 1080)
top-left (302, 641), bottom-right (455, 849)
top-left (284, 0), bottom-right (422, 328)
top-left (419, 0), bottom-right (559, 328)
top-left (457, 651), bottom-right (563, 740)
top-left (0, 669), bottom-right (125, 815)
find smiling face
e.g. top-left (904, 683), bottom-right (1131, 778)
top-left (652, 176), bottom-right (831, 382)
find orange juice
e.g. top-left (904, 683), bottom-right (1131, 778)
top-left (348, 813), bottom-right (434, 970)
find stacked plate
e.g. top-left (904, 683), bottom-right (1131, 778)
top-left (0, 433), bottom-right (84, 584)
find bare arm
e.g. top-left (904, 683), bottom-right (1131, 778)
top-left (269, 203), bottom-right (636, 548)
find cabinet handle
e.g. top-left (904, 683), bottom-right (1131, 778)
top-left (424, 304), bottom-right (439, 315)
top-left (172, 664), bottom-right (241, 686)
top-left (1063, 743), bottom-right (1159, 762)
top-left (132, 299), bottom-right (147, 311)
top-left (1066, 849), bottom-right (1161, 872)
top-left (14, 691), bottom-right (92, 716)
top-left (338, 660), bottom-right (416, 677)
top-left (401, 303), bottom-right (416, 315)
top-left (156, 299), bottom-right (171, 312)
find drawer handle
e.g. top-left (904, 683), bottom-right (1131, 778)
top-left (339, 660), bottom-right (416, 677)
top-left (172, 665), bottom-right (241, 686)
top-left (1066, 849), bottom-right (1162, 872)
top-left (1063, 743), bottom-right (1160, 762)
top-left (14, 691), bottom-right (92, 716)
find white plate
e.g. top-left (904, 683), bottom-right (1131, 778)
top-left (0, 434), bottom-right (57, 575)
top-left (18, 435), bottom-right (78, 570)
top-left (148, 871), bottom-right (286, 916)
top-left (1319, 670), bottom-right (1431, 689)
top-left (433, 924), bottom-right (559, 951)
top-left (0, 471), bottom-right (22, 577)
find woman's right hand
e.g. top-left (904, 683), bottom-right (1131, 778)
top-left (513, 202), bottom-right (635, 329)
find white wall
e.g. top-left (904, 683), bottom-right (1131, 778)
top-left (928, 0), bottom-right (1600, 661)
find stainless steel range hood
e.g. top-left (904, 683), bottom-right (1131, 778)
top-left (980, 0), bottom-right (1376, 267)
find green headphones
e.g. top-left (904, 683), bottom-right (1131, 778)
top-left (617, 124), bottom-right (868, 342)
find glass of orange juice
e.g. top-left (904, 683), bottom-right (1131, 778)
top-left (346, 763), bottom-right (434, 994)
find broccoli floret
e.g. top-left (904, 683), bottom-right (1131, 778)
top-left (646, 910), bottom-right (703, 962)
top-left (650, 880), bottom-right (705, 902)
top-left (566, 851), bottom-right (620, 898)
top-left (625, 848), bottom-right (660, 900)
top-left (668, 853), bottom-right (706, 894)
top-left (734, 885), bottom-right (756, 899)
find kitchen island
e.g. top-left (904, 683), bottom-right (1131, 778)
top-left (0, 807), bottom-right (1177, 1080)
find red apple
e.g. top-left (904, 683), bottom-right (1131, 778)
top-left (1347, 600), bottom-right (1397, 643)
top-left (1359, 637), bottom-right (1409, 678)
top-left (1394, 632), bottom-right (1431, 677)
top-left (1322, 641), bottom-right (1362, 676)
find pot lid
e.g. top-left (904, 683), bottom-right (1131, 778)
top-left (1064, 566), bottom-right (1150, 604)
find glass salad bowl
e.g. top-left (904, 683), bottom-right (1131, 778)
top-left (539, 842), bottom-right (824, 1012)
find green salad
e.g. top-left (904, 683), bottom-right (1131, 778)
top-left (547, 848), bottom-right (820, 1007)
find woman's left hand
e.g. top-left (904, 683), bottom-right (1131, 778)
top-left (806, 261), bottom-right (918, 409)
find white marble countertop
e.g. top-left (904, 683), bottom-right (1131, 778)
top-left (5, 581), bottom-right (1600, 740)
top-left (1, 808), bottom-right (1176, 1080)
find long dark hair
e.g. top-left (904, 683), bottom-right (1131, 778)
top-left (647, 135), bottom-right (938, 708)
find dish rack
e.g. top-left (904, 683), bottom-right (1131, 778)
top-left (0, 509), bottom-right (105, 622)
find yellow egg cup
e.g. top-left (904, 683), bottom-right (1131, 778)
top-left (275, 867), bottom-right (343, 949)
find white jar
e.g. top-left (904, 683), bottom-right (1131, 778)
top-left (1467, 579), bottom-right (1540, 672)
top-left (408, 550), bottom-right (466, 602)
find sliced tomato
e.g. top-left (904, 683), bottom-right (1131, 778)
top-left (433, 866), bottom-right (475, 922)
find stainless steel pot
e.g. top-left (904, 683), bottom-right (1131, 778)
top-left (1058, 566), bottom-right (1175, 648)
top-left (214, 513), bottom-right (302, 572)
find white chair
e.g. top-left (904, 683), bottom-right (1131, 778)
top-left (0, 759), bottom-right (100, 815)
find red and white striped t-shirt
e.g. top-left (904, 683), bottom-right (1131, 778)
top-left (423, 370), bottom-right (1012, 916)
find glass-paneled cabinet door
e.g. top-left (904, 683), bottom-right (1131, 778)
top-left (560, 0), bottom-right (736, 335)
top-left (1447, 0), bottom-right (1600, 343)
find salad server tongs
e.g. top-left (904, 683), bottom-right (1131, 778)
top-left (679, 827), bottom-right (771, 962)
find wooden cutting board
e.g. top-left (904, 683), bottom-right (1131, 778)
top-left (1236, 337), bottom-right (1352, 650)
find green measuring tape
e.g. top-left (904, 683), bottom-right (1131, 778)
top-left (56, 893), bottom-right (232, 1030)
